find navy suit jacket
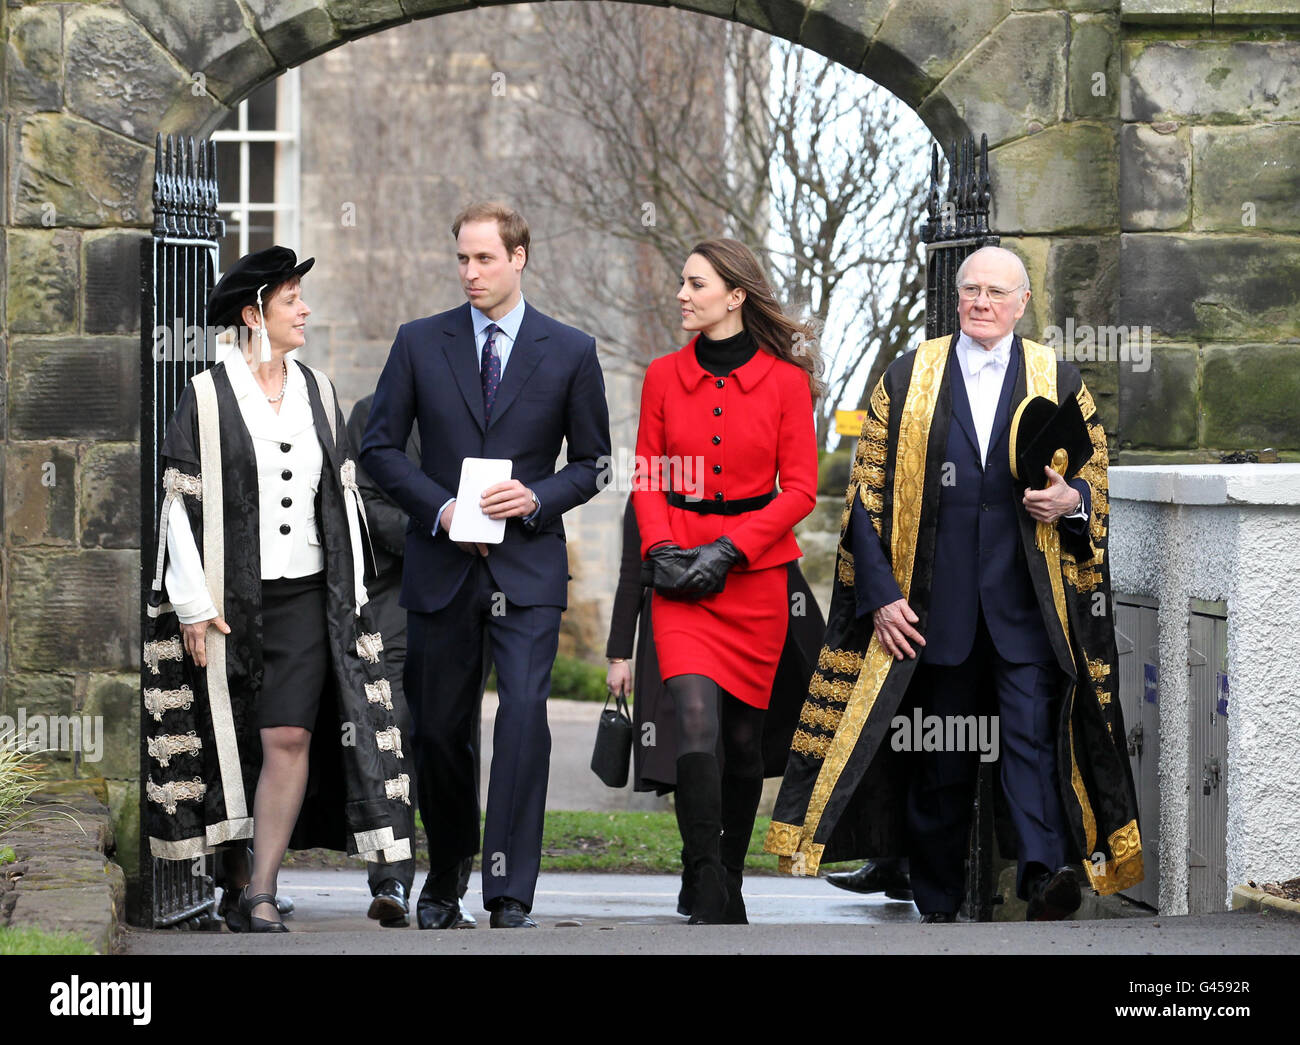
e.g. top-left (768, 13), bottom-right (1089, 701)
top-left (849, 336), bottom-right (1091, 666)
top-left (360, 301), bottom-right (611, 613)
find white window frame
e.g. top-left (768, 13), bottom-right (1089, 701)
top-left (211, 67), bottom-right (302, 262)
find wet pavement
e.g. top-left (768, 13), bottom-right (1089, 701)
top-left (118, 868), bottom-right (1300, 955)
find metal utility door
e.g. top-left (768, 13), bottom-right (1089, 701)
top-left (1187, 600), bottom-right (1229, 914)
top-left (1115, 596), bottom-right (1160, 909)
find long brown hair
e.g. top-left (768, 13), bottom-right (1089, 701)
top-left (688, 238), bottom-right (824, 401)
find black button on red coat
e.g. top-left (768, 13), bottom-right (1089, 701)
top-left (281, 496), bottom-right (292, 508)
top-left (712, 435), bottom-right (721, 445)
top-left (280, 442), bottom-right (291, 453)
top-left (713, 407), bottom-right (722, 416)
top-left (282, 469), bottom-right (292, 481)
top-left (279, 523), bottom-right (291, 535)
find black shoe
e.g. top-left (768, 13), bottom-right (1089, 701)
top-left (218, 887), bottom-right (248, 933)
top-left (417, 865), bottom-right (463, 930)
top-left (238, 887), bottom-right (289, 933)
top-left (489, 898), bottom-right (537, 928)
top-left (368, 879), bottom-right (410, 928)
top-left (1026, 865), bottom-right (1082, 921)
top-left (718, 772), bottom-right (762, 926)
top-left (824, 860), bottom-right (914, 902)
top-left (455, 898), bottom-right (477, 929)
top-left (919, 911), bottom-right (957, 923)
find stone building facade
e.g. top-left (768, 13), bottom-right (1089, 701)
top-left (1, 0), bottom-right (1298, 905)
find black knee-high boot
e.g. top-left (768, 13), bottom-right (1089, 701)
top-left (719, 772), bottom-right (763, 924)
top-left (673, 793), bottom-right (693, 917)
top-left (675, 752), bottom-right (728, 924)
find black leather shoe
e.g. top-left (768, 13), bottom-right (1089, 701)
top-left (919, 911), bottom-right (957, 923)
top-left (1026, 865), bottom-right (1082, 921)
top-left (368, 879), bottom-right (410, 928)
top-left (455, 898), bottom-right (478, 929)
top-left (824, 860), bottom-right (914, 901)
top-left (489, 898), bottom-right (538, 928)
top-left (417, 865), bottom-right (463, 930)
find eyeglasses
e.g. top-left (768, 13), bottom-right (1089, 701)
top-left (957, 283), bottom-right (1024, 303)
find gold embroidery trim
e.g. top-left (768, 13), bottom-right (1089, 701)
top-left (807, 672), bottom-right (854, 704)
top-left (799, 704), bottom-right (844, 732)
top-left (1087, 657), bottom-right (1111, 682)
top-left (385, 773), bottom-right (411, 804)
top-left (764, 820), bottom-right (803, 856)
top-left (790, 729), bottom-right (832, 759)
top-left (376, 726), bottom-right (404, 758)
top-left (837, 549), bottom-right (855, 586)
top-left (356, 632), bottom-right (384, 664)
top-left (890, 337), bottom-right (948, 600)
top-left (818, 648), bottom-right (863, 675)
top-left (1084, 819), bottom-right (1144, 895)
top-left (1022, 339), bottom-right (1069, 649)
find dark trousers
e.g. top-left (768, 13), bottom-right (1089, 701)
top-left (904, 613), bottom-right (1070, 915)
top-left (406, 556), bottom-right (561, 912)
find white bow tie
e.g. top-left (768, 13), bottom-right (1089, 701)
top-left (968, 348), bottom-right (1006, 375)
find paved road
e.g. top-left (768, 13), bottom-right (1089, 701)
top-left (119, 869), bottom-right (1300, 955)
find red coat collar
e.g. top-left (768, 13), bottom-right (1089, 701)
top-left (674, 333), bottom-right (778, 392)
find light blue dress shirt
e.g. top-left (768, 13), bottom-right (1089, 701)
top-left (434, 294), bottom-right (541, 534)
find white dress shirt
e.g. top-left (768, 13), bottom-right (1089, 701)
top-left (164, 347), bottom-right (326, 624)
top-left (955, 330), bottom-right (1086, 518)
top-left (434, 293), bottom-right (541, 533)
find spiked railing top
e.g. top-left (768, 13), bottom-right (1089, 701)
top-left (152, 134), bottom-right (225, 241)
top-left (920, 134), bottom-right (991, 245)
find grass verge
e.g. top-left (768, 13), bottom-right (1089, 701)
top-left (0, 926), bottom-right (96, 956)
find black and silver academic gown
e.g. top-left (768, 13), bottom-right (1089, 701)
top-left (141, 359), bottom-right (412, 864)
top-left (764, 335), bottom-right (1143, 896)
top-left (606, 495), bottom-right (827, 792)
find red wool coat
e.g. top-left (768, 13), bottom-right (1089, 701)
top-left (632, 336), bottom-right (818, 569)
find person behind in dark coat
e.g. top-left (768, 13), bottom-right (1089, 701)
top-left (346, 394), bottom-right (481, 929)
top-left (605, 493), bottom-right (828, 917)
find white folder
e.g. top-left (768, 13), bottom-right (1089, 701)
top-left (448, 457), bottom-right (513, 544)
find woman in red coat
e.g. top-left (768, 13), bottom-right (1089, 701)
top-left (632, 238), bottom-right (821, 923)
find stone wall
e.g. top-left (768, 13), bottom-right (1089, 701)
top-left (2, 0), bottom-right (1298, 906)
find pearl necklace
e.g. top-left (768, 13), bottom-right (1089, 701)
top-left (265, 360), bottom-right (288, 404)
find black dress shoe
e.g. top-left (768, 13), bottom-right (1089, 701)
top-left (489, 898), bottom-right (538, 928)
top-left (368, 879), bottom-right (410, 928)
top-left (824, 860), bottom-right (914, 901)
top-left (455, 898), bottom-right (477, 929)
top-left (919, 911), bottom-right (957, 923)
top-left (1026, 865), bottom-right (1082, 921)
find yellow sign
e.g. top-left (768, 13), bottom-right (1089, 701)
top-left (835, 409), bottom-right (868, 436)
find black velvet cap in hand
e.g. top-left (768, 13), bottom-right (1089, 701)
top-left (208, 246), bottom-right (314, 328)
top-left (1009, 393), bottom-right (1094, 487)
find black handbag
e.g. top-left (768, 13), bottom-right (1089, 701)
top-left (590, 690), bottom-right (634, 787)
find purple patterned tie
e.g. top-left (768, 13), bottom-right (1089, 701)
top-left (480, 323), bottom-right (501, 425)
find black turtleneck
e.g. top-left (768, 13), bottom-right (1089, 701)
top-left (695, 328), bottom-right (759, 377)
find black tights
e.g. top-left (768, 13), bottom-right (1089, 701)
top-left (668, 674), bottom-right (764, 778)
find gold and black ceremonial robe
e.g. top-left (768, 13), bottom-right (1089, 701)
top-left (141, 360), bottom-right (412, 864)
top-left (764, 335), bottom-right (1143, 896)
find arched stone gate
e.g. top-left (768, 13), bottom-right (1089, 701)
top-left (2, 0), bottom-right (1297, 911)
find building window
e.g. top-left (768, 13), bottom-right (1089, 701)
top-left (212, 68), bottom-right (301, 274)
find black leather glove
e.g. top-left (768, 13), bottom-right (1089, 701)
top-left (677, 536), bottom-right (743, 596)
top-left (643, 542), bottom-right (702, 596)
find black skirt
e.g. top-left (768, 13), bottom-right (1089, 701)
top-left (258, 571), bottom-right (329, 730)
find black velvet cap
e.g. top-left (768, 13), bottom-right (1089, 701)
top-left (1009, 393), bottom-right (1094, 486)
top-left (208, 246), bottom-right (314, 328)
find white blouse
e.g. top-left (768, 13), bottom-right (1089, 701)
top-left (164, 348), bottom-right (326, 624)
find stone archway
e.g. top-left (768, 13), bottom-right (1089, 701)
top-left (4, 0), bottom-right (1299, 919)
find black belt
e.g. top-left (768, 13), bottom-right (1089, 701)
top-left (667, 490), bottom-right (776, 516)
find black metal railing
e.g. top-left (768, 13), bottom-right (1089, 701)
top-left (920, 133), bottom-right (999, 341)
top-left (136, 134), bottom-right (224, 929)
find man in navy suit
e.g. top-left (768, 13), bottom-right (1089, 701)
top-left (360, 202), bottom-right (611, 928)
top-left (849, 246), bottom-right (1092, 922)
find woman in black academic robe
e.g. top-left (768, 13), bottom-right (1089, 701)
top-left (142, 247), bottom-right (411, 932)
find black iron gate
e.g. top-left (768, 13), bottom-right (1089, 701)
top-left (921, 133), bottom-right (1002, 923)
top-left (136, 135), bottom-right (224, 929)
